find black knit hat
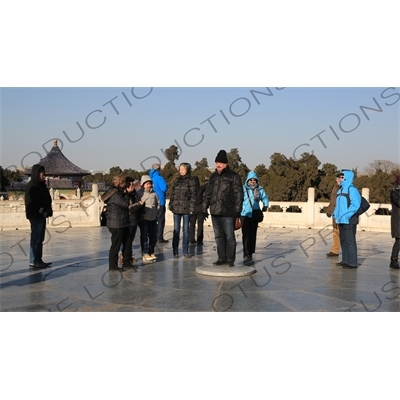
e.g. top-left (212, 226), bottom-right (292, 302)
top-left (215, 150), bottom-right (228, 163)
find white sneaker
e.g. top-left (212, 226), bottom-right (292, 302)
top-left (142, 255), bottom-right (154, 262)
top-left (149, 254), bottom-right (157, 260)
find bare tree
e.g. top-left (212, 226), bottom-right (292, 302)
top-left (364, 160), bottom-right (400, 175)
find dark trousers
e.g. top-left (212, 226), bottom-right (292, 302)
top-left (241, 215), bottom-right (259, 256)
top-left (119, 225), bottom-right (138, 258)
top-left (139, 219), bottom-right (158, 255)
top-left (392, 238), bottom-right (400, 258)
top-left (157, 205), bottom-right (166, 241)
top-left (189, 212), bottom-right (204, 243)
top-left (211, 215), bottom-right (236, 263)
top-left (29, 217), bottom-right (46, 264)
top-left (108, 227), bottom-right (131, 268)
top-left (338, 223), bottom-right (357, 266)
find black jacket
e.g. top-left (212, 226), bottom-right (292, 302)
top-left (391, 188), bottom-right (400, 238)
top-left (101, 186), bottom-right (130, 229)
top-left (203, 167), bottom-right (243, 217)
top-left (25, 164), bottom-right (53, 220)
top-left (169, 174), bottom-right (198, 215)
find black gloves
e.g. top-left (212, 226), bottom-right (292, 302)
top-left (326, 213), bottom-right (331, 218)
top-left (262, 206), bottom-right (268, 212)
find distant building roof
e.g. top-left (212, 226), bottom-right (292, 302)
top-left (23, 140), bottom-right (90, 176)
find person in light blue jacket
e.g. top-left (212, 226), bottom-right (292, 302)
top-left (240, 171), bottom-right (269, 262)
top-left (333, 169), bottom-right (361, 269)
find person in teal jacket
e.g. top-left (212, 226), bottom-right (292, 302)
top-left (332, 169), bottom-right (361, 269)
top-left (240, 171), bottom-right (269, 262)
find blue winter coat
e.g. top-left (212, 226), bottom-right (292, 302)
top-left (149, 168), bottom-right (168, 206)
top-left (333, 170), bottom-right (361, 225)
top-left (241, 171), bottom-right (269, 218)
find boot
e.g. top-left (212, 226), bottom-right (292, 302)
top-left (390, 257), bottom-right (399, 270)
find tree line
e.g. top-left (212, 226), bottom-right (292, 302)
top-left (1, 146), bottom-right (399, 203)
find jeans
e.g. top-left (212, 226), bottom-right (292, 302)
top-left (29, 217), bottom-right (46, 264)
top-left (211, 215), bottom-right (236, 262)
top-left (173, 214), bottom-right (190, 256)
top-left (338, 223), bottom-right (357, 266)
top-left (157, 205), bottom-right (166, 241)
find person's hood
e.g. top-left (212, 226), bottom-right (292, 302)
top-left (245, 171), bottom-right (259, 186)
top-left (340, 170), bottom-right (354, 190)
top-left (149, 169), bottom-right (160, 178)
top-left (30, 164), bottom-right (45, 185)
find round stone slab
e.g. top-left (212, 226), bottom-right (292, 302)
top-left (196, 265), bottom-right (256, 277)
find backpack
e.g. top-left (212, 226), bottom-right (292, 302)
top-left (337, 185), bottom-right (370, 217)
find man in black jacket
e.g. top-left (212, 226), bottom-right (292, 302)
top-left (203, 150), bottom-right (243, 267)
top-left (25, 164), bottom-right (53, 268)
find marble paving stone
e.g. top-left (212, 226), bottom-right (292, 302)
top-left (0, 225), bottom-right (398, 312)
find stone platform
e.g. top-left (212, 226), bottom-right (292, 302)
top-left (0, 225), bottom-right (399, 312)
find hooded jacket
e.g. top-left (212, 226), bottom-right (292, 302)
top-left (24, 164), bottom-right (53, 219)
top-left (149, 168), bottom-right (168, 206)
top-left (333, 170), bottom-right (361, 225)
top-left (241, 171), bottom-right (269, 218)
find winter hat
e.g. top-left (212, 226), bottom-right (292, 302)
top-left (133, 179), bottom-right (140, 186)
top-left (140, 175), bottom-right (152, 185)
top-left (395, 175), bottom-right (400, 185)
top-left (215, 150), bottom-right (228, 163)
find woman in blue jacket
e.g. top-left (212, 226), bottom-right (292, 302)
top-left (240, 171), bottom-right (269, 262)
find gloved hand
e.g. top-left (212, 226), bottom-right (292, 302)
top-left (168, 204), bottom-right (174, 212)
top-left (262, 206), bottom-right (268, 212)
top-left (326, 213), bottom-right (331, 218)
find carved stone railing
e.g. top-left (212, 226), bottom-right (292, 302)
top-left (0, 186), bottom-right (393, 232)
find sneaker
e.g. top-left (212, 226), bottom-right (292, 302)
top-left (142, 255), bottom-right (154, 262)
top-left (149, 254), bottom-right (157, 260)
top-left (190, 241), bottom-right (197, 245)
top-left (227, 262), bottom-right (235, 267)
top-left (184, 254), bottom-right (191, 259)
top-left (158, 239), bottom-right (169, 244)
top-left (174, 255), bottom-right (179, 259)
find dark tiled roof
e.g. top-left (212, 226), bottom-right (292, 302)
top-left (47, 179), bottom-right (75, 188)
top-left (23, 141), bottom-right (90, 176)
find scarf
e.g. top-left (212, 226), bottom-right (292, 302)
top-left (248, 182), bottom-right (260, 203)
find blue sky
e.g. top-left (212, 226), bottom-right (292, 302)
top-left (1, 87), bottom-right (399, 173)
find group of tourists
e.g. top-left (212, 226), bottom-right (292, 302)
top-left (24, 152), bottom-right (400, 272)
